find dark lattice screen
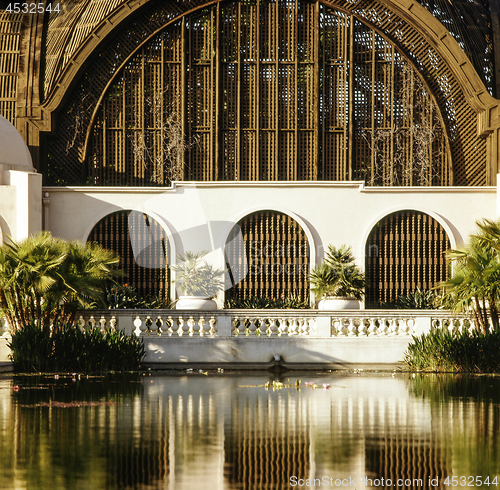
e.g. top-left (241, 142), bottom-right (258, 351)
top-left (85, 0), bottom-right (450, 186)
top-left (87, 210), bottom-right (169, 300)
top-left (225, 210), bottom-right (310, 302)
top-left (416, 0), bottom-right (494, 96)
top-left (365, 210), bottom-right (450, 307)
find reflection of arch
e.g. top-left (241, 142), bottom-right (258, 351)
top-left (225, 210), bottom-right (310, 303)
top-left (87, 210), bottom-right (170, 301)
top-left (365, 209), bottom-right (450, 307)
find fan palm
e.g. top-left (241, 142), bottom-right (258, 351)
top-left (0, 232), bottom-right (121, 331)
top-left (171, 251), bottom-right (224, 298)
top-left (440, 219), bottom-right (500, 333)
top-left (309, 245), bottom-right (365, 300)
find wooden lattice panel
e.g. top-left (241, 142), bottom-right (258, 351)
top-left (416, 0), bottom-right (494, 96)
top-left (87, 211), bottom-right (170, 301)
top-left (365, 210), bottom-right (450, 307)
top-left (42, 0), bottom-right (488, 186)
top-left (85, 0), bottom-right (450, 186)
top-left (0, 12), bottom-right (22, 124)
top-left (43, 0), bottom-right (128, 99)
top-left (224, 210), bottom-right (310, 303)
top-left (333, 0), bottom-right (487, 185)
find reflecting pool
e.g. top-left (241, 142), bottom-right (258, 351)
top-left (0, 371), bottom-right (499, 489)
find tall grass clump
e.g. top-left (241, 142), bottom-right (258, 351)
top-left (8, 320), bottom-right (145, 373)
top-left (404, 328), bottom-right (500, 373)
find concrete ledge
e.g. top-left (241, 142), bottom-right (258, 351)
top-left (143, 336), bottom-right (411, 366)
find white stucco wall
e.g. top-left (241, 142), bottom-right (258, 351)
top-left (0, 170), bottom-right (42, 243)
top-left (44, 181), bottom-right (496, 265)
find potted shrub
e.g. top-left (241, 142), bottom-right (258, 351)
top-left (309, 245), bottom-right (365, 310)
top-left (171, 251), bottom-right (225, 310)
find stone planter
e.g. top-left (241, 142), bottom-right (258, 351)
top-left (176, 296), bottom-right (218, 310)
top-left (318, 297), bottom-right (360, 310)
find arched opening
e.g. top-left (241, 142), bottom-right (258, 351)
top-left (365, 210), bottom-right (450, 307)
top-left (87, 210), bottom-right (170, 301)
top-left (225, 210), bottom-right (310, 302)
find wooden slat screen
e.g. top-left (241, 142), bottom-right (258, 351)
top-left (87, 211), bottom-right (169, 301)
top-left (0, 12), bottom-right (23, 125)
top-left (41, 0), bottom-right (490, 187)
top-left (225, 210), bottom-right (310, 302)
top-left (85, 0), bottom-right (450, 187)
top-left (365, 210), bottom-right (450, 307)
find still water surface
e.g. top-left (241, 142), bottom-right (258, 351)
top-left (0, 371), bottom-right (499, 490)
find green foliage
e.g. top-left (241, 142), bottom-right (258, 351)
top-left (0, 232), bottom-right (121, 331)
top-left (404, 328), bottom-right (500, 373)
top-left (379, 287), bottom-right (442, 309)
top-left (8, 320), bottom-right (145, 373)
top-left (171, 251), bottom-right (224, 298)
top-left (104, 284), bottom-right (176, 309)
top-left (438, 219), bottom-right (500, 332)
top-left (225, 296), bottom-right (310, 309)
top-left (309, 244), bottom-right (364, 300)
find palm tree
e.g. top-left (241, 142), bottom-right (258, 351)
top-left (0, 233), bottom-right (122, 331)
top-left (309, 245), bottom-right (365, 300)
top-left (171, 251), bottom-right (224, 298)
top-left (440, 219), bottom-right (500, 333)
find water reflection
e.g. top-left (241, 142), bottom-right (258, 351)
top-left (0, 372), bottom-right (499, 489)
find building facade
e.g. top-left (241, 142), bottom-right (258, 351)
top-left (1, 0), bottom-right (500, 305)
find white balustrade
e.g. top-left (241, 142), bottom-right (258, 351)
top-left (73, 309), bottom-right (478, 339)
top-left (230, 315), bottom-right (316, 337)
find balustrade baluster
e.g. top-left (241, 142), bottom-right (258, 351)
top-left (357, 318), bottom-right (367, 336)
top-left (187, 316), bottom-right (196, 336)
top-left (388, 318), bottom-right (398, 336)
top-left (377, 319), bottom-right (388, 336)
top-left (133, 316), bottom-right (143, 336)
top-left (166, 315), bottom-right (174, 336)
top-left (178, 317), bottom-right (186, 336)
top-left (347, 319), bottom-right (357, 336)
top-left (146, 315), bottom-right (154, 335)
top-left (232, 317), bottom-right (240, 336)
top-left (278, 318), bottom-right (287, 336)
top-left (331, 318), bottom-right (340, 336)
top-left (431, 319), bottom-right (440, 333)
top-left (77, 315), bottom-right (85, 332)
top-left (209, 316), bottom-right (217, 335)
top-left (155, 316), bottom-right (163, 335)
top-left (367, 318), bottom-right (377, 336)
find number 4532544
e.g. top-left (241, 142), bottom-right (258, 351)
top-left (443, 476), bottom-right (498, 486)
top-left (6, 3), bottom-right (60, 13)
